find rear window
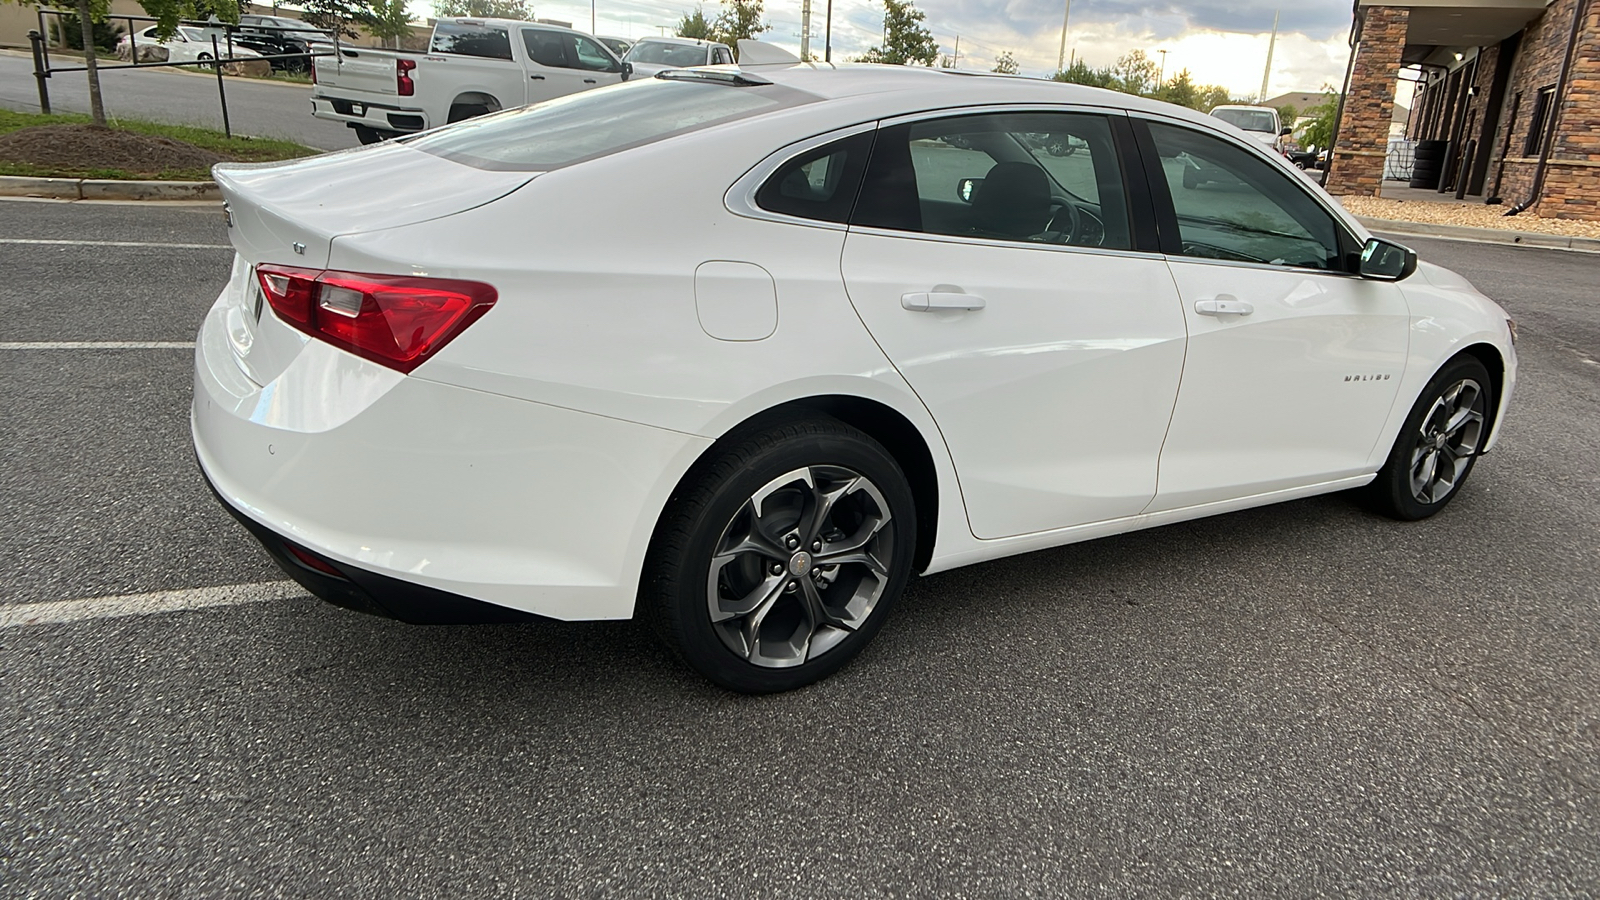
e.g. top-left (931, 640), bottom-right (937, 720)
top-left (430, 21), bottom-right (512, 60)
top-left (1211, 108), bottom-right (1277, 133)
top-left (624, 41), bottom-right (709, 67)
top-left (406, 77), bottom-right (815, 171)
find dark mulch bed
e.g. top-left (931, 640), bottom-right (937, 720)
top-left (0, 124), bottom-right (225, 176)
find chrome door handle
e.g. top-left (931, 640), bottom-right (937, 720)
top-left (1195, 296), bottom-right (1253, 317)
top-left (901, 290), bottom-right (985, 311)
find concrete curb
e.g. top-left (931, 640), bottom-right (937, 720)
top-left (1357, 215), bottom-right (1600, 252)
top-left (0, 175), bottom-right (218, 201)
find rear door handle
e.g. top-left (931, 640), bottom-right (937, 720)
top-left (902, 290), bottom-right (985, 312)
top-left (529, 74), bottom-right (545, 80)
top-left (1195, 296), bottom-right (1253, 317)
top-left (583, 78), bottom-right (597, 83)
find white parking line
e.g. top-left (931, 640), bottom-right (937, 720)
top-left (0, 342), bottom-right (196, 350)
top-left (0, 581), bottom-right (305, 628)
top-left (0, 238), bottom-right (231, 250)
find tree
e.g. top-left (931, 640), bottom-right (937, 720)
top-left (301, 0), bottom-right (372, 39)
top-left (1298, 92), bottom-right (1339, 152)
top-left (49, 12), bottom-right (123, 52)
top-left (676, 5), bottom-right (714, 39)
top-left (365, 0), bottom-right (414, 48)
top-left (1197, 85), bottom-right (1233, 112)
top-left (1277, 103), bottom-right (1299, 127)
top-left (991, 51), bottom-right (1017, 75)
top-left (1109, 49), bottom-right (1157, 96)
top-left (1152, 68), bottom-right (1199, 109)
top-left (1052, 58), bottom-right (1112, 89)
top-left (433, 0), bottom-right (533, 17)
top-left (853, 0), bottom-right (938, 67)
top-left (709, 0), bottom-right (769, 55)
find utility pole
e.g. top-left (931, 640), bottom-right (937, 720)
top-left (824, 0), bottom-right (832, 62)
top-left (1157, 49), bottom-right (1167, 86)
top-left (1055, 0), bottom-right (1071, 73)
top-left (590, 0), bottom-right (595, 35)
top-left (800, 0), bottom-right (811, 60)
top-left (1259, 9), bottom-right (1279, 103)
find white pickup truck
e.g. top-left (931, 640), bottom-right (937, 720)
top-left (311, 17), bottom-right (631, 144)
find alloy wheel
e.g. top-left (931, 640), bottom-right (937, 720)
top-left (706, 466), bottom-right (895, 668)
top-left (1408, 378), bottom-right (1486, 504)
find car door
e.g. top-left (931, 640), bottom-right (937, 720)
top-left (1134, 117), bottom-right (1410, 512)
top-left (839, 110), bottom-right (1187, 539)
top-left (519, 28), bottom-right (623, 103)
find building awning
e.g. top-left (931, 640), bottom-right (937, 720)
top-left (1360, 0), bottom-right (1551, 62)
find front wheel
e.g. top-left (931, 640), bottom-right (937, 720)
top-left (1365, 356), bottom-right (1493, 520)
top-left (642, 417), bottom-right (916, 693)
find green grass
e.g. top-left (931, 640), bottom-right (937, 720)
top-left (0, 109), bottom-right (320, 180)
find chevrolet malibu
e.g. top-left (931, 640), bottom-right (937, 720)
top-left (195, 54), bottom-right (1517, 693)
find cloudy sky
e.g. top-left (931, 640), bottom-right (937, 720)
top-left (420, 0), bottom-right (1359, 98)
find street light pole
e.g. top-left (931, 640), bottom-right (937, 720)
top-left (1157, 49), bottom-right (1167, 87)
top-left (1055, 0), bottom-right (1071, 73)
top-left (824, 0), bottom-right (832, 62)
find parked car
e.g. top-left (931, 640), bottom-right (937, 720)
top-left (596, 34), bottom-right (633, 57)
top-left (1209, 104), bottom-right (1290, 152)
top-left (311, 17), bottom-right (630, 144)
top-left (233, 15), bottom-right (334, 73)
top-left (621, 36), bottom-right (733, 75)
top-left (200, 52), bottom-right (1517, 694)
top-left (118, 25), bottom-right (265, 65)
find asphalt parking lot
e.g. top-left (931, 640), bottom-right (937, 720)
top-left (3, 198), bottom-right (1598, 898)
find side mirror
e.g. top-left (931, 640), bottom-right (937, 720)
top-left (1358, 237), bottom-right (1417, 281)
top-left (1279, 126), bottom-right (1292, 136)
top-left (957, 177), bottom-right (983, 203)
top-left (621, 61), bottom-right (633, 79)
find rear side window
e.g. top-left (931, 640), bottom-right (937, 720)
top-left (754, 132), bottom-right (873, 223)
top-left (408, 78), bottom-right (816, 170)
top-left (431, 21), bottom-right (512, 60)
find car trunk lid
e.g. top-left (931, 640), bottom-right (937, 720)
top-left (212, 141), bottom-right (537, 386)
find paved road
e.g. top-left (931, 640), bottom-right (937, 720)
top-left (2, 201), bottom-right (1598, 897)
top-left (0, 50), bottom-right (357, 150)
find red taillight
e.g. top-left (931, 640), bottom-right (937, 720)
top-left (255, 264), bottom-right (496, 374)
top-left (397, 58), bottom-right (415, 96)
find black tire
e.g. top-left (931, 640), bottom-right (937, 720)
top-left (1365, 355), bottom-right (1494, 520)
top-left (447, 103), bottom-right (490, 123)
top-left (641, 416), bottom-right (917, 693)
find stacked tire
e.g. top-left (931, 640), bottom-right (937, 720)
top-left (1409, 140), bottom-right (1448, 189)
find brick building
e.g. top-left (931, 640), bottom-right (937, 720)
top-left (1327, 0), bottom-right (1599, 221)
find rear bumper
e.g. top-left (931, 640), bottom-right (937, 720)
top-left (192, 287), bottom-right (711, 622)
top-left (206, 472), bottom-right (540, 623)
top-left (309, 94), bottom-right (429, 133)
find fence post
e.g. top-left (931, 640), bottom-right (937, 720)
top-left (28, 30), bottom-right (51, 115)
top-left (212, 35), bottom-right (232, 139)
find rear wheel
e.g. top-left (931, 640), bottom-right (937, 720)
top-left (1365, 356), bottom-right (1493, 520)
top-left (642, 417), bottom-right (916, 693)
top-left (447, 103), bottom-right (490, 123)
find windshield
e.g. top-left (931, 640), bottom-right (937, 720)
top-left (407, 77), bottom-right (815, 171)
top-left (624, 41), bottom-right (708, 67)
top-left (1211, 109), bottom-right (1278, 133)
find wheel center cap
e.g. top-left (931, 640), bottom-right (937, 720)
top-left (788, 551), bottom-right (813, 577)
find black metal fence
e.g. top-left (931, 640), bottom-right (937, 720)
top-left (26, 7), bottom-right (331, 138)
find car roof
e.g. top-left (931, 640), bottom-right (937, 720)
top-left (749, 64), bottom-right (1224, 124)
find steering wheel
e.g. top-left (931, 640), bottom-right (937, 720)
top-left (1044, 199), bottom-right (1082, 245)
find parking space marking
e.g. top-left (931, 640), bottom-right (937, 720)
top-left (1, 581), bottom-right (305, 628)
top-left (0, 239), bottom-right (231, 250)
top-left (1, 342), bottom-right (196, 350)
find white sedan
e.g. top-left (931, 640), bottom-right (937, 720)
top-left (118, 25), bottom-right (264, 64)
top-left (195, 51), bottom-right (1517, 693)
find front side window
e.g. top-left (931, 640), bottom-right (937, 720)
top-left (1148, 121), bottom-right (1343, 270)
top-left (712, 47), bottom-right (733, 65)
top-left (852, 112), bottom-right (1132, 250)
top-left (408, 78), bottom-right (815, 170)
top-left (571, 35), bottom-right (619, 71)
top-left (431, 21), bottom-right (512, 60)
